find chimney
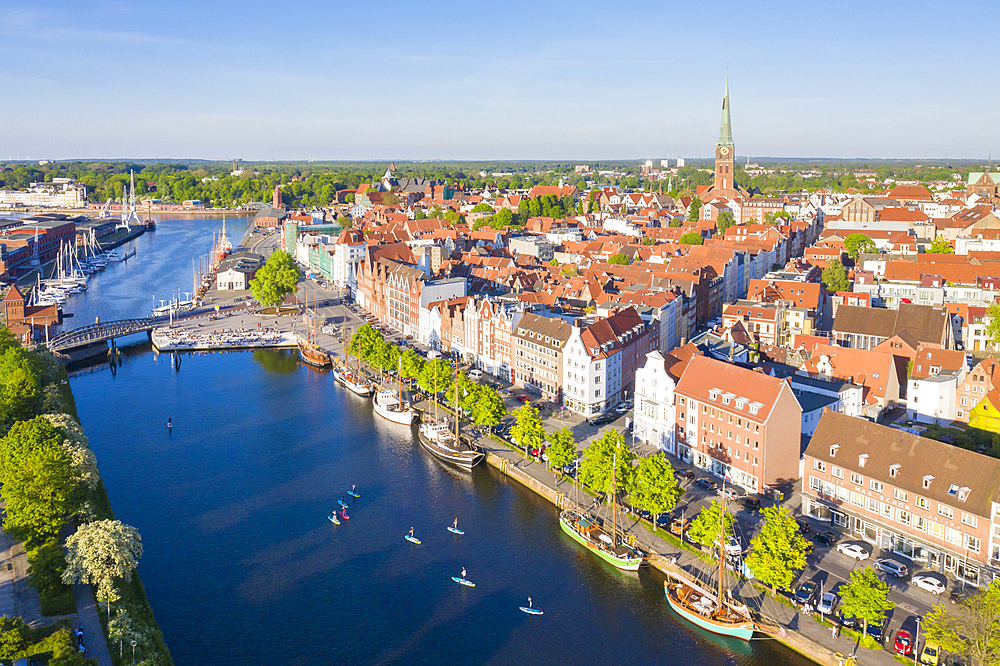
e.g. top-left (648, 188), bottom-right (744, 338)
top-left (680, 337), bottom-right (687, 347)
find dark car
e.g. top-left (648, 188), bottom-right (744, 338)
top-left (814, 531), bottom-right (838, 546)
top-left (741, 497), bottom-right (761, 511)
top-left (795, 518), bottom-right (811, 534)
top-left (588, 413), bottom-right (616, 427)
top-left (656, 513), bottom-right (672, 528)
top-left (695, 478), bottom-right (718, 491)
top-left (838, 611), bottom-right (858, 629)
top-left (867, 615), bottom-right (887, 642)
top-left (678, 470), bottom-right (695, 480)
top-left (793, 581), bottom-right (818, 608)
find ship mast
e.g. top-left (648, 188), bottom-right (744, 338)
top-left (609, 451), bottom-right (618, 546)
top-left (717, 475), bottom-right (728, 617)
top-left (454, 381), bottom-right (460, 442)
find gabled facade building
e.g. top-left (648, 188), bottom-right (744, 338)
top-left (803, 411), bottom-right (1000, 587)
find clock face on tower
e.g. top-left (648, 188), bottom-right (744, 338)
top-left (720, 147), bottom-right (730, 155)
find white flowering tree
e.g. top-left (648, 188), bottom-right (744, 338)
top-left (62, 519), bottom-right (143, 617)
top-left (42, 413), bottom-right (99, 490)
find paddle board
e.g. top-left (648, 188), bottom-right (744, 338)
top-left (327, 515), bottom-right (340, 525)
top-left (339, 511), bottom-right (349, 520)
top-left (451, 577), bottom-right (475, 587)
top-left (347, 491), bottom-right (360, 498)
top-left (338, 499), bottom-right (349, 507)
top-left (447, 527), bottom-right (465, 535)
top-left (404, 535), bottom-right (421, 544)
top-left (519, 607), bottom-right (544, 615)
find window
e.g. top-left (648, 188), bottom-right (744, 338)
top-left (832, 466), bottom-right (844, 479)
top-left (962, 513), bottom-right (978, 528)
top-left (929, 521), bottom-right (944, 538)
top-left (914, 515), bottom-right (926, 532)
top-left (810, 476), bottom-right (822, 492)
top-left (830, 444), bottom-right (840, 457)
top-left (866, 497), bottom-right (879, 513)
top-left (889, 464), bottom-right (900, 478)
top-left (813, 460), bottom-right (826, 472)
top-left (870, 480), bottom-right (883, 493)
top-left (915, 496), bottom-right (929, 510)
top-left (894, 488), bottom-right (907, 502)
top-left (881, 502), bottom-right (893, 518)
top-left (851, 492), bottom-right (864, 507)
top-left (897, 510), bottom-right (910, 526)
top-left (923, 475), bottom-right (934, 489)
top-left (851, 472), bottom-right (863, 485)
top-left (967, 535), bottom-right (981, 553)
top-left (938, 505), bottom-right (953, 519)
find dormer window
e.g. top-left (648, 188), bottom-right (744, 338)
top-left (923, 475), bottom-right (934, 489)
top-left (957, 487), bottom-right (970, 502)
top-left (830, 444), bottom-right (840, 457)
top-left (858, 454), bottom-right (868, 468)
top-left (735, 398), bottom-right (746, 409)
top-left (709, 389), bottom-right (721, 400)
top-left (889, 464), bottom-right (900, 478)
top-left (948, 483), bottom-right (959, 497)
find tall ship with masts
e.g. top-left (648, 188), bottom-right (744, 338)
top-left (416, 371), bottom-right (483, 468)
top-left (662, 480), bottom-right (761, 640)
top-left (559, 451), bottom-right (644, 571)
top-left (332, 303), bottom-right (374, 396)
top-left (297, 292), bottom-right (331, 368)
top-left (373, 357), bottom-right (418, 424)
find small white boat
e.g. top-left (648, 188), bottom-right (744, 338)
top-left (373, 389), bottom-right (418, 425)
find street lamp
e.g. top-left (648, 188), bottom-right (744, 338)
top-left (131, 639), bottom-right (137, 665)
top-left (913, 616), bottom-right (921, 666)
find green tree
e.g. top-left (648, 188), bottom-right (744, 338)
top-left (470, 202), bottom-right (493, 213)
top-left (545, 427), bottom-right (576, 480)
top-left (669, 218), bottom-right (683, 227)
top-left (745, 507), bottom-right (809, 593)
top-left (686, 500), bottom-right (735, 549)
top-left (641, 237), bottom-right (656, 245)
top-left (607, 253), bottom-right (630, 265)
top-left (922, 580), bottom-right (1000, 666)
top-left (679, 232), bottom-right (704, 245)
top-left (838, 566), bottom-right (895, 635)
top-left (927, 236), bottom-right (955, 254)
top-left (249, 249), bottom-right (301, 307)
top-left (417, 358), bottom-right (452, 397)
top-left (687, 196), bottom-right (702, 221)
top-left (0, 418), bottom-right (78, 545)
top-left (469, 385), bottom-right (506, 428)
top-left (347, 322), bottom-right (383, 363)
top-left (629, 453), bottom-right (682, 517)
top-left (494, 207), bottom-right (514, 228)
top-left (716, 210), bottom-right (735, 235)
top-left (399, 348), bottom-right (425, 380)
top-left (510, 404), bottom-right (545, 457)
top-left (0, 616), bottom-right (28, 660)
top-left (821, 258), bottom-right (850, 292)
top-left (844, 233), bottom-right (877, 260)
top-left (579, 429), bottom-right (636, 495)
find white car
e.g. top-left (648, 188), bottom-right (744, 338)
top-left (816, 591), bottom-right (838, 615)
top-left (911, 573), bottom-right (946, 595)
top-left (836, 543), bottom-right (871, 560)
top-left (715, 535), bottom-right (742, 558)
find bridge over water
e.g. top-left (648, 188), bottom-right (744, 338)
top-left (47, 316), bottom-right (168, 352)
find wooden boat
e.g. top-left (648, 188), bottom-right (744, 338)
top-left (663, 479), bottom-right (757, 640)
top-left (298, 292), bottom-right (331, 368)
top-left (558, 450), bottom-right (643, 571)
top-left (373, 357), bottom-right (418, 424)
top-left (418, 421), bottom-right (484, 469)
top-left (333, 366), bottom-right (374, 396)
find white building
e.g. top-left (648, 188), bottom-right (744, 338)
top-left (332, 230), bottom-right (366, 292)
top-left (633, 350), bottom-right (684, 453)
top-left (0, 179), bottom-right (87, 208)
top-left (907, 347), bottom-right (968, 425)
top-left (601, 218), bottom-right (643, 238)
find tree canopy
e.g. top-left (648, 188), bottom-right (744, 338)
top-left (544, 427), bottom-right (577, 473)
top-left (844, 233), bottom-right (877, 260)
top-left (607, 253), bottom-right (631, 265)
top-left (679, 232), bottom-right (704, 245)
top-left (922, 579), bottom-right (1000, 666)
top-left (629, 453), bottom-right (682, 517)
top-left (821, 259), bottom-right (850, 292)
top-left (838, 566), bottom-right (895, 633)
top-left (250, 250), bottom-right (301, 307)
top-left (63, 519), bottom-right (143, 605)
top-left (579, 429), bottom-right (635, 495)
top-left (744, 507), bottom-right (809, 592)
top-left (510, 404), bottom-right (545, 454)
top-left (686, 500), bottom-right (735, 549)
top-left (716, 210), bottom-right (735, 235)
top-left (927, 236), bottom-right (955, 254)
top-left (687, 197), bottom-right (702, 221)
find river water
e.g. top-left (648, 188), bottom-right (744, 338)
top-left (62, 216), bottom-right (813, 666)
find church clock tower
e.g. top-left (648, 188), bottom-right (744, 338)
top-left (714, 77), bottom-right (735, 192)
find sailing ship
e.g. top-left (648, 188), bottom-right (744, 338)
top-left (663, 478), bottom-right (758, 640)
top-left (297, 292), bottom-right (331, 368)
top-left (333, 301), bottom-right (373, 395)
top-left (372, 357), bottom-right (418, 424)
top-left (559, 451), bottom-right (644, 571)
top-left (416, 375), bottom-right (483, 469)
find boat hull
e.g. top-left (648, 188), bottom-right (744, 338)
top-left (664, 585), bottom-right (755, 641)
top-left (417, 430), bottom-right (484, 469)
top-left (297, 339), bottom-right (331, 368)
top-left (373, 395), bottom-right (418, 424)
top-left (333, 368), bottom-right (373, 396)
top-left (558, 511), bottom-right (642, 571)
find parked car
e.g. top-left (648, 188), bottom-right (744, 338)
top-left (588, 413), bottom-right (616, 427)
top-left (814, 531), bottom-right (838, 546)
top-left (838, 611), bottom-right (858, 629)
top-left (655, 513), bottom-right (672, 528)
top-left (816, 591), bottom-right (838, 615)
top-left (719, 486), bottom-right (743, 501)
top-left (894, 628), bottom-right (915, 656)
top-left (741, 497), bottom-right (761, 512)
top-left (695, 478), bottom-right (718, 491)
top-left (721, 535), bottom-right (742, 557)
top-left (678, 470), bottom-right (695, 480)
top-left (795, 518), bottom-right (811, 534)
top-left (836, 543), bottom-right (871, 560)
top-left (867, 614), bottom-right (887, 642)
top-left (793, 581), bottom-right (818, 608)
top-left (920, 642), bottom-right (941, 666)
top-left (912, 573), bottom-right (946, 595)
top-left (615, 402), bottom-right (630, 414)
top-left (515, 395), bottom-right (531, 404)
top-left (670, 519), bottom-right (688, 538)
top-left (874, 558), bottom-right (909, 578)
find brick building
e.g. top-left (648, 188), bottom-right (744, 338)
top-left (511, 313), bottom-right (571, 402)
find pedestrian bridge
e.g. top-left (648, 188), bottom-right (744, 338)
top-left (47, 317), bottom-right (166, 352)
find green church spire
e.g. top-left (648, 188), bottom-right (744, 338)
top-left (717, 76), bottom-right (734, 148)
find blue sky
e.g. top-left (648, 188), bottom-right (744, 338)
top-left (1, 0), bottom-right (997, 161)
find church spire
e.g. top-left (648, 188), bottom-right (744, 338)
top-left (717, 75), bottom-right (734, 148)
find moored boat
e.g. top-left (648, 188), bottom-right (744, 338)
top-left (417, 420), bottom-right (483, 469)
top-left (297, 337), bottom-right (331, 368)
top-left (333, 365), bottom-right (374, 396)
top-left (373, 389), bottom-right (418, 425)
top-left (558, 508), bottom-right (643, 571)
